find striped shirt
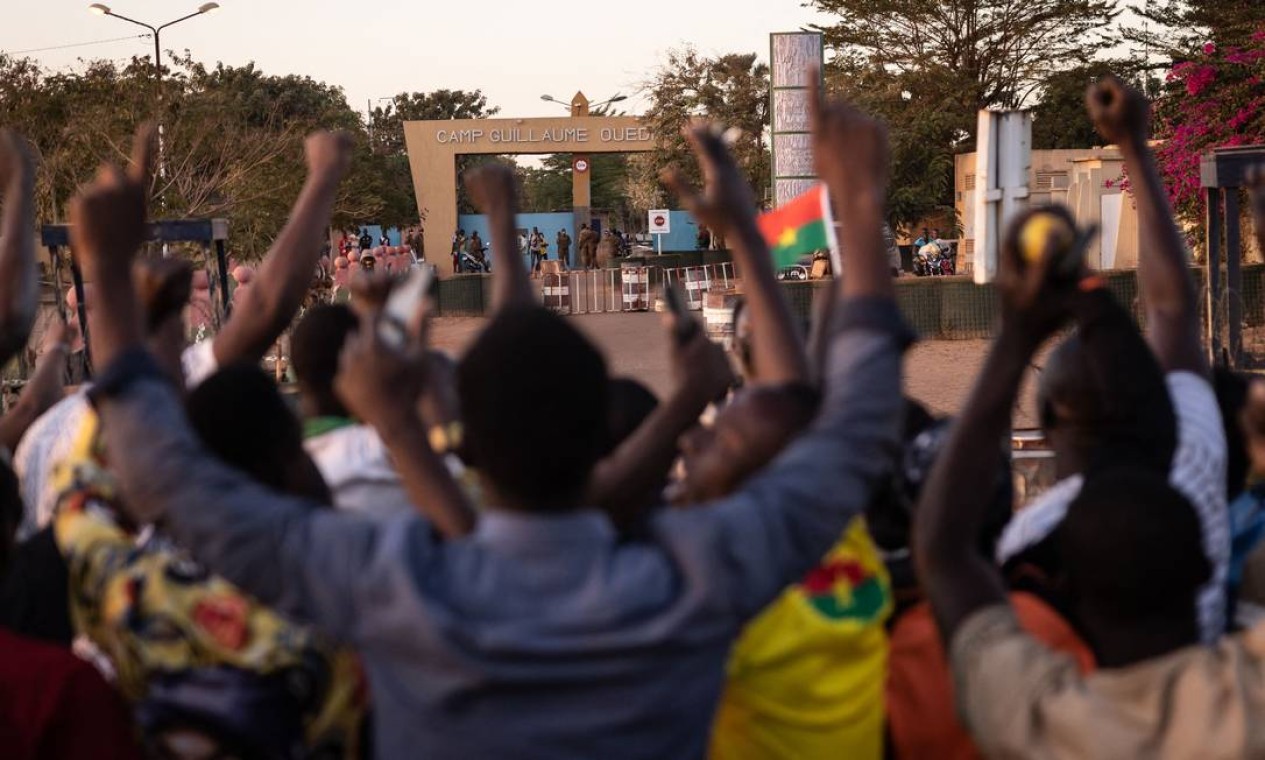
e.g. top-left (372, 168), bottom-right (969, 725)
top-left (996, 372), bottom-right (1228, 642)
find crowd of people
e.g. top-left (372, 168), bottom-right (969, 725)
top-left (0, 69), bottom-right (1264, 760)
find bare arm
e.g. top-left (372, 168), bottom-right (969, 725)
top-left (810, 75), bottom-right (894, 303)
top-left (465, 165), bottom-right (533, 312)
top-left (334, 322), bottom-right (476, 539)
top-left (589, 322), bottom-right (733, 524)
top-left (211, 132), bottom-right (352, 367)
top-left (0, 132), bottom-right (39, 366)
top-left (1087, 76), bottom-right (1205, 375)
top-left (663, 128), bottom-right (809, 384)
top-left (0, 324), bottom-right (71, 452)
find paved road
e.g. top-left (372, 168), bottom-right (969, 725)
top-left (430, 312), bottom-right (1047, 428)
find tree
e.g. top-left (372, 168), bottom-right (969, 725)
top-left (629, 49), bottom-right (770, 211)
top-left (368, 89), bottom-right (501, 217)
top-left (1125, 1), bottom-right (1265, 61)
top-left (810, 0), bottom-right (1118, 234)
top-left (520, 153), bottom-right (632, 224)
top-left (811, 0), bottom-right (1119, 112)
top-left (1031, 62), bottom-right (1133, 149)
top-left (368, 89), bottom-right (498, 156)
top-left (0, 53), bottom-right (394, 257)
top-left (1141, 33), bottom-right (1265, 237)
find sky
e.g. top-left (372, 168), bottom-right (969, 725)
top-left (3, 0), bottom-right (831, 121)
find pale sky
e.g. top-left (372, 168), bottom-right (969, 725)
top-left (4, 0), bottom-right (830, 122)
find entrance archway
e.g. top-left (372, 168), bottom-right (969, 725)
top-left (403, 93), bottom-right (655, 275)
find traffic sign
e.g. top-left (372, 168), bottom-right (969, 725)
top-left (648, 210), bottom-right (671, 235)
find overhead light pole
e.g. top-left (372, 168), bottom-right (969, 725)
top-left (88, 2), bottom-right (221, 204)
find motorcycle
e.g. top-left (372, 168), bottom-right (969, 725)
top-left (914, 243), bottom-right (954, 277)
top-left (459, 248), bottom-right (491, 274)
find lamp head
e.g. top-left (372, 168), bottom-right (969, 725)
top-left (198, 2), bottom-right (220, 13)
top-left (88, 3), bottom-right (111, 14)
top-left (540, 95), bottom-right (556, 103)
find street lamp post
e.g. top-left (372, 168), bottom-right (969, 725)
top-left (540, 92), bottom-right (628, 261)
top-left (88, 2), bottom-right (220, 203)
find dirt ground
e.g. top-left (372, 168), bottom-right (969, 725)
top-left (430, 313), bottom-right (1048, 429)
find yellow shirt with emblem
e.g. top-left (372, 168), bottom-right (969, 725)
top-left (709, 519), bottom-right (892, 760)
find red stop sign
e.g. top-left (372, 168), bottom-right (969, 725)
top-left (654, 215), bottom-right (666, 226)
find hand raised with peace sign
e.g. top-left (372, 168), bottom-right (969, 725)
top-left (70, 122), bottom-right (157, 277)
top-left (660, 124), bottom-right (757, 235)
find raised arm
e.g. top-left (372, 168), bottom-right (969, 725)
top-left (917, 211), bottom-right (1084, 643)
top-left (0, 322), bottom-right (71, 453)
top-left (589, 317), bottom-right (734, 525)
top-left (334, 309), bottom-right (476, 539)
top-left (465, 165), bottom-right (533, 312)
top-left (70, 123), bottom-right (400, 645)
top-left (210, 132), bottom-right (353, 368)
top-left (0, 131), bottom-right (39, 366)
top-left (673, 89), bottom-right (911, 619)
top-left (1087, 76), bottom-right (1205, 375)
top-left (663, 127), bottom-right (809, 384)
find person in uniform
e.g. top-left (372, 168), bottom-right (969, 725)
top-left (556, 229), bottom-right (572, 268)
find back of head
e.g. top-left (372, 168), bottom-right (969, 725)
top-left (1038, 333), bottom-right (1175, 470)
top-left (606, 378), bottom-right (659, 456)
top-left (291, 304), bottom-right (359, 414)
top-left (1058, 467), bottom-right (1209, 625)
top-left (458, 306), bottom-right (608, 510)
top-left (0, 461), bottom-right (20, 577)
top-left (186, 363), bottom-right (330, 504)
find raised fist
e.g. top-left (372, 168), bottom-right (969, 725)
top-left (1086, 75), bottom-right (1150, 148)
top-left (304, 131), bottom-right (354, 177)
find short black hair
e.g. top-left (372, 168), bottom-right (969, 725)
top-left (606, 378), bottom-right (659, 456)
top-left (1038, 333), bottom-right (1176, 471)
top-left (458, 306), bottom-right (609, 510)
top-left (291, 305), bottom-right (359, 399)
top-left (186, 363), bottom-right (329, 503)
top-left (1058, 467), bottom-right (1209, 623)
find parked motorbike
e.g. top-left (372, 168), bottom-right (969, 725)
top-left (459, 249), bottom-right (491, 273)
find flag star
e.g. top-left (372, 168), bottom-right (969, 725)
top-left (778, 227), bottom-right (797, 248)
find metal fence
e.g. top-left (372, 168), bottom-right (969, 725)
top-left (433, 264), bottom-right (1265, 355)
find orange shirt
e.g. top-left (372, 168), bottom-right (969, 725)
top-left (886, 593), bottom-right (1095, 760)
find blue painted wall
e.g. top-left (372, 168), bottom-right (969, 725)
top-left (353, 225), bottom-right (402, 246)
top-left (458, 212), bottom-right (576, 267)
top-left (456, 209), bottom-right (706, 266)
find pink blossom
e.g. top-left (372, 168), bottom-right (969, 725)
top-left (1204, 42), bottom-right (1217, 55)
top-left (1185, 65), bottom-right (1217, 96)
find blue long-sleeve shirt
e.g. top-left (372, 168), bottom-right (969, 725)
top-left (97, 298), bottom-right (910, 759)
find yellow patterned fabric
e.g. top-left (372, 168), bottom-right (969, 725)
top-left (710, 519), bottom-right (892, 760)
top-left (53, 410), bottom-right (365, 757)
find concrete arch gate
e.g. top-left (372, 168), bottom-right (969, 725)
top-left (403, 92), bottom-right (655, 276)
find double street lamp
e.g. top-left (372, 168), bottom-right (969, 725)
top-left (88, 2), bottom-right (220, 206)
top-left (88, 3), bottom-right (220, 88)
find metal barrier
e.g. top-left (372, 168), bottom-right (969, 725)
top-left (660, 263), bottom-right (736, 311)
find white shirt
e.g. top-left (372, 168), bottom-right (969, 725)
top-left (996, 372), bottom-right (1229, 642)
top-left (13, 340), bottom-right (220, 539)
top-left (304, 423), bottom-right (413, 520)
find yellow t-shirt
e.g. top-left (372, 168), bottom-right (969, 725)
top-left (710, 519), bottom-right (892, 760)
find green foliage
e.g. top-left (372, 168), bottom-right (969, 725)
top-left (519, 153), bottom-right (632, 223)
top-left (367, 89), bottom-right (501, 216)
top-left (1031, 62), bottom-right (1134, 149)
top-left (1125, 1), bottom-right (1265, 61)
top-left (811, 0), bottom-right (1118, 234)
top-left (630, 48), bottom-right (770, 211)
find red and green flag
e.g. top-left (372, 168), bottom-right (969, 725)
top-left (757, 183), bottom-right (840, 270)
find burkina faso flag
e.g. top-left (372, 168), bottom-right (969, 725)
top-left (757, 183), bottom-right (839, 269)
